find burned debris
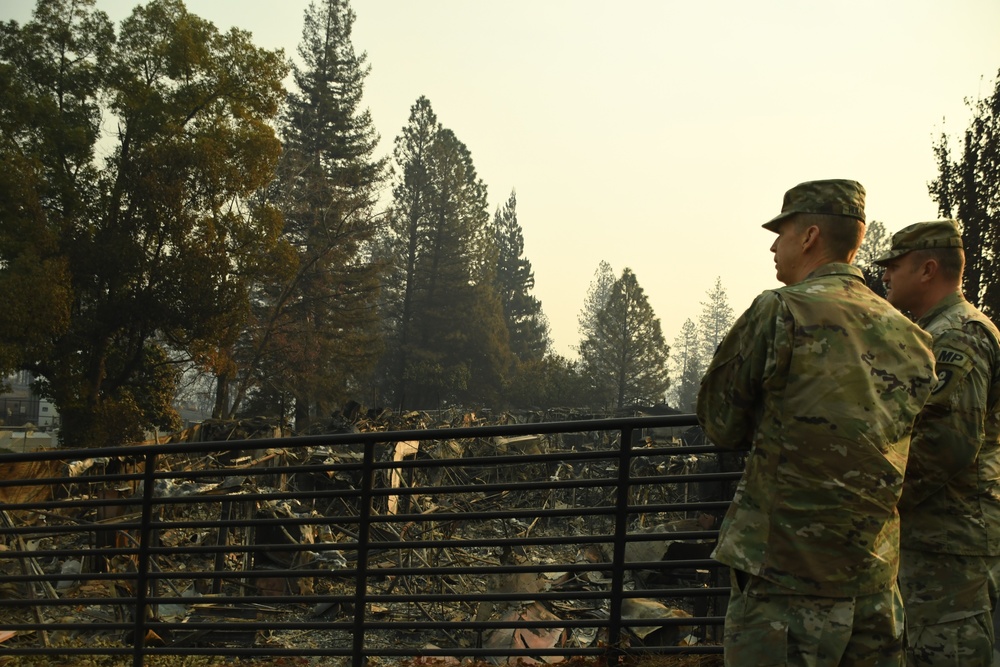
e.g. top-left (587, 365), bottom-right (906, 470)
top-left (0, 409), bottom-right (735, 664)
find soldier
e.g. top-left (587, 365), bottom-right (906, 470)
top-left (697, 179), bottom-right (936, 666)
top-left (875, 220), bottom-right (1000, 666)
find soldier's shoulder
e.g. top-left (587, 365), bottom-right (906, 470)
top-left (928, 302), bottom-right (1000, 347)
top-left (738, 289), bottom-right (787, 321)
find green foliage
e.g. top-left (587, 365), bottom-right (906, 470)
top-left (227, 0), bottom-right (389, 427)
top-left (379, 97), bottom-right (513, 409)
top-left (505, 354), bottom-right (591, 409)
top-left (668, 318), bottom-right (702, 413)
top-left (376, 96), bottom-right (437, 408)
top-left (576, 260), bottom-right (616, 351)
top-left (0, 0), bottom-right (287, 446)
top-left (854, 219), bottom-right (891, 298)
top-left (42, 343), bottom-right (181, 444)
top-left (664, 278), bottom-right (734, 412)
top-left (490, 190), bottom-right (550, 363)
top-left (578, 268), bottom-right (670, 410)
top-left (930, 70), bottom-right (1000, 318)
top-left (698, 277), bottom-right (734, 362)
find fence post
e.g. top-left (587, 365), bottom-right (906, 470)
top-left (132, 449), bottom-right (159, 667)
top-left (607, 425), bottom-right (635, 665)
top-left (352, 439), bottom-right (378, 667)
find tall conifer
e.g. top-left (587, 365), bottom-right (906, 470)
top-left (380, 98), bottom-right (511, 409)
top-left (930, 70), bottom-right (1000, 318)
top-left (245, 0), bottom-right (388, 426)
top-left (490, 190), bottom-right (549, 363)
top-left (578, 268), bottom-right (670, 411)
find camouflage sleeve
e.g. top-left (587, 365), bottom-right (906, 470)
top-left (898, 325), bottom-right (994, 510)
top-left (696, 292), bottom-right (788, 449)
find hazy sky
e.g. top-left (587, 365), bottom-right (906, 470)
top-left (6, 0), bottom-right (1000, 359)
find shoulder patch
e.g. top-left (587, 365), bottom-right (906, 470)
top-left (936, 348), bottom-right (966, 365)
top-left (931, 369), bottom-right (954, 394)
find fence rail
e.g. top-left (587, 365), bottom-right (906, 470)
top-left (0, 413), bottom-right (739, 666)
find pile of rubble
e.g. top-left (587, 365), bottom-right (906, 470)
top-left (0, 407), bottom-right (725, 663)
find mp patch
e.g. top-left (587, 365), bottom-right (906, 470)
top-left (937, 348), bottom-right (967, 365)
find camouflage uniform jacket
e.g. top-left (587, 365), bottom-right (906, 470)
top-left (899, 290), bottom-right (1000, 555)
top-left (696, 263), bottom-right (935, 597)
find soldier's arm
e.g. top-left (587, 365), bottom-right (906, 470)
top-left (696, 292), bottom-right (786, 449)
top-left (898, 327), bottom-right (991, 510)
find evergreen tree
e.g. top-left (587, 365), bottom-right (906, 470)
top-left (669, 318), bottom-right (703, 413)
top-left (576, 260), bottom-right (616, 350)
top-left (378, 96), bottom-right (438, 409)
top-left (929, 69), bottom-right (1000, 318)
top-left (578, 268), bottom-right (670, 411)
top-left (380, 97), bottom-right (511, 409)
top-left (235, 0), bottom-right (388, 427)
top-left (506, 354), bottom-right (591, 409)
top-left (698, 277), bottom-right (734, 362)
top-left (0, 0), bottom-right (288, 446)
top-left (490, 190), bottom-right (549, 363)
top-left (854, 219), bottom-right (891, 298)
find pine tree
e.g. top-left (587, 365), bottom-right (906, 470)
top-left (490, 190), bottom-right (550, 363)
top-left (929, 70), bottom-right (1000, 318)
top-left (237, 0), bottom-right (388, 426)
top-left (506, 354), bottom-right (591, 409)
top-left (698, 277), bottom-right (734, 362)
top-left (577, 261), bottom-right (616, 350)
top-left (854, 219), bottom-right (891, 298)
top-left (380, 98), bottom-right (511, 409)
top-left (378, 97), bottom-right (438, 409)
top-left (669, 318), bottom-right (703, 413)
top-left (578, 268), bottom-right (670, 411)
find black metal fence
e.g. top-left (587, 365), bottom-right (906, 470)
top-left (0, 413), bottom-right (741, 666)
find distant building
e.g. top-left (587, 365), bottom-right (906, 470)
top-left (1, 371), bottom-right (59, 429)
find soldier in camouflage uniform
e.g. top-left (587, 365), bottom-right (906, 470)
top-left (875, 220), bottom-right (1000, 666)
top-left (697, 179), bottom-right (937, 667)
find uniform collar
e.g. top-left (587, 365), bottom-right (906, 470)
top-left (803, 262), bottom-right (864, 281)
top-left (916, 290), bottom-right (966, 328)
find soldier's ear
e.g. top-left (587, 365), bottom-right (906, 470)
top-left (918, 257), bottom-right (939, 282)
top-left (801, 225), bottom-right (820, 250)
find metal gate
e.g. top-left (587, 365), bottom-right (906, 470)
top-left (0, 413), bottom-right (740, 666)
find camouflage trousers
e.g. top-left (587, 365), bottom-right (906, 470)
top-left (898, 549), bottom-right (1000, 666)
top-left (723, 569), bottom-right (904, 667)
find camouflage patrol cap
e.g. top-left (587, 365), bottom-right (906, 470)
top-left (762, 179), bottom-right (866, 232)
top-left (874, 219), bottom-right (964, 264)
